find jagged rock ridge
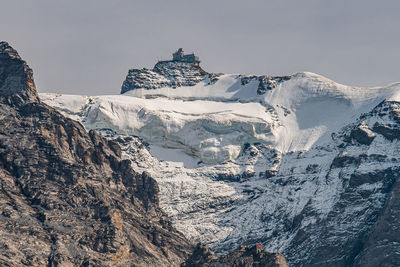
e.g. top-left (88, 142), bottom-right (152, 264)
top-left (121, 60), bottom-right (209, 94)
top-left (121, 48), bottom-right (291, 95)
top-left (239, 75), bottom-right (291, 95)
top-left (0, 42), bottom-right (39, 104)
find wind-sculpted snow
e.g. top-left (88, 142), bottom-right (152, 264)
top-left (41, 71), bottom-right (400, 266)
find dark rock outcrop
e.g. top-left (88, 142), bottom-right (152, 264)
top-left (239, 75), bottom-right (291, 95)
top-left (350, 124), bottom-right (376, 145)
top-left (121, 61), bottom-right (209, 94)
top-left (182, 244), bottom-right (289, 267)
top-left (257, 76), bottom-right (291, 95)
top-left (367, 100), bottom-right (400, 141)
top-left (0, 42), bottom-right (39, 105)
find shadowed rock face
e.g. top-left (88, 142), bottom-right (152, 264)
top-left (354, 176), bottom-right (400, 267)
top-left (0, 41), bottom-right (289, 267)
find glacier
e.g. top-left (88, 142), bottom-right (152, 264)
top-left (40, 68), bottom-right (400, 266)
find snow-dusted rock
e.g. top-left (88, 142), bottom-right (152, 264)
top-left (121, 61), bottom-right (209, 93)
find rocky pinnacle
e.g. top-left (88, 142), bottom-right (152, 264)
top-left (0, 41), bottom-right (39, 105)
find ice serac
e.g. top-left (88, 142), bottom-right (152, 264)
top-left (41, 51), bottom-right (400, 266)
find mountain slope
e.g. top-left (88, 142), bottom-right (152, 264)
top-left (41, 54), bottom-right (400, 266)
top-left (0, 42), bottom-right (195, 266)
top-left (0, 42), bottom-right (289, 267)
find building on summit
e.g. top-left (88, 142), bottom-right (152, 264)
top-left (172, 48), bottom-right (200, 64)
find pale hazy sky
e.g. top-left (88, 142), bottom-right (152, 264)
top-left (1, 0), bottom-right (399, 95)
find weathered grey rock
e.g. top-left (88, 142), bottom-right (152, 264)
top-left (354, 177), bottom-right (400, 266)
top-left (121, 61), bottom-right (209, 94)
top-left (0, 42), bottom-right (39, 105)
top-left (238, 75), bottom-right (291, 95)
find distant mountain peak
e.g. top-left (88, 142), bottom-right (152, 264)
top-left (0, 41), bottom-right (39, 105)
top-left (0, 41), bottom-right (22, 60)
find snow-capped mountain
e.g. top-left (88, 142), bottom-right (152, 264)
top-left (40, 53), bottom-right (400, 266)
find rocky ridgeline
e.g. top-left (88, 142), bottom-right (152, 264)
top-left (121, 52), bottom-right (291, 95)
top-left (0, 42), bottom-right (289, 266)
top-left (0, 42), bottom-right (39, 105)
top-left (121, 61), bottom-right (209, 94)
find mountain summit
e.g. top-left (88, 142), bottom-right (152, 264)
top-left (121, 48), bottom-right (208, 94)
top-left (121, 48), bottom-right (291, 96)
top-left (42, 51), bottom-right (400, 266)
top-left (0, 41), bottom-right (39, 105)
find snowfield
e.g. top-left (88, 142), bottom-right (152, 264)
top-left (40, 71), bottom-right (400, 266)
top-left (41, 72), bottom-right (399, 159)
top-left (42, 93), bottom-right (275, 164)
